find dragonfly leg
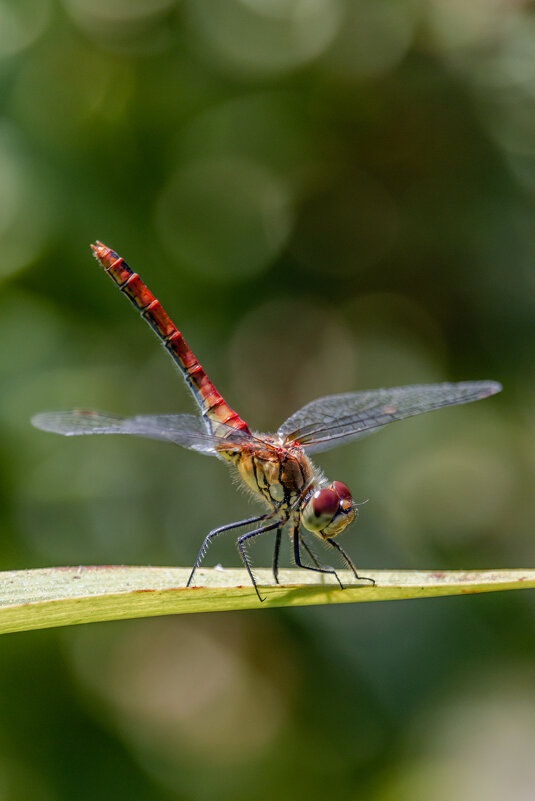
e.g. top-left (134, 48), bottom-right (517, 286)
top-left (187, 514), bottom-right (271, 588)
top-left (292, 526), bottom-right (344, 589)
top-left (299, 535), bottom-right (322, 570)
top-left (272, 526), bottom-right (283, 584)
top-left (237, 520), bottom-right (282, 603)
top-left (325, 538), bottom-right (375, 586)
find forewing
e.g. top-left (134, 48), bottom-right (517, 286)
top-left (31, 411), bottom-right (252, 455)
top-left (278, 381), bottom-right (502, 454)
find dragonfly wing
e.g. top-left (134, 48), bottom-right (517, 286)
top-left (31, 411), bottom-right (251, 456)
top-left (278, 381), bottom-right (502, 454)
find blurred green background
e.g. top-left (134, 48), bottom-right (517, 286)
top-left (1, 0), bottom-right (535, 799)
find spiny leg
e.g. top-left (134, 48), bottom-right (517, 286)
top-left (187, 514), bottom-right (271, 588)
top-left (301, 535), bottom-right (350, 589)
top-left (273, 527), bottom-right (328, 586)
top-left (237, 520), bottom-right (282, 602)
top-left (299, 535), bottom-right (322, 570)
top-left (325, 538), bottom-right (375, 586)
top-left (272, 525), bottom-right (283, 585)
top-left (292, 525), bottom-right (344, 589)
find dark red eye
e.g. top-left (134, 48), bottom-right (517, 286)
top-left (312, 489), bottom-right (339, 518)
top-left (332, 481), bottom-right (352, 502)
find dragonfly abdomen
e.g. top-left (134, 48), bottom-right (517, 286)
top-left (91, 242), bottom-right (250, 434)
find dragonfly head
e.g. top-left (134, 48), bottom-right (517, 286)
top-left (301, 480), bottom-right (356, 539)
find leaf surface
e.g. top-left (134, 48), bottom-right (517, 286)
top-left (1, 566), bottom-right (534, 635)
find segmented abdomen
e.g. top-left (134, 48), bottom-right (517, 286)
top-left (91, 241), bottom-right (250, 435)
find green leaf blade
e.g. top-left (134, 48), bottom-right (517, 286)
top-left (1, 566), bottom-right (534, 635)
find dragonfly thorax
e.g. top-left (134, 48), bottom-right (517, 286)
top-left (224, 436), bottom-right (317, 511)
top-left (301, 480), bottom-right (356, 539)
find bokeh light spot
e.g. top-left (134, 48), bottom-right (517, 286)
top-left (155, 158), bottom-right (293, 282)
top-left (426, 0), bottom-right (507, 53)
top-left (229, 298), bottom-right (357, 430)
top-left (0, 0), bottom-right (50, 58)
top-left (0, 124), bottom-right (51, 279)
top-left (386, 421), bottom-right (514, 546)
top-left (68, 617), bottom-right (294, 767)
top-left (326, 0), bottom-right (414, 79)
top-left (63, 0), bottom-right (177, 50)
top-left (381, 669), bottom-right (535, 801)
top-left (64, 0), bottom-right (175, 22)
top-left (187, 0), bottom-right (342, 76)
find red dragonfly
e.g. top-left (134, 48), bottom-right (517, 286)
top-left (32, 242), bottom-right (502, 600)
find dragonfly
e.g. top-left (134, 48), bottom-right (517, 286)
top-left (32, 242), bottom-right (502, 601)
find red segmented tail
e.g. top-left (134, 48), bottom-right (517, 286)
top-left (90, 241), bottom-right (251, 435)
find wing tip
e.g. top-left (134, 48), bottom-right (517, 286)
top-left (477, 380), bottom-right (502, 398)
top-left (30, 410), bottom-right (109, 436)
top-left (30, 413), bottom-right (67, 435)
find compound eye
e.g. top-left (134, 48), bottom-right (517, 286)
top-left (312, 488), bottom-right (339, 519)
top-left (332, 481), bottom-right (352, 502)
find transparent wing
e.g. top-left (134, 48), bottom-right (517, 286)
top-left (31, 410), bottom-right (254, 456)
top-left (278, 380), bottom-right (502, 454)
